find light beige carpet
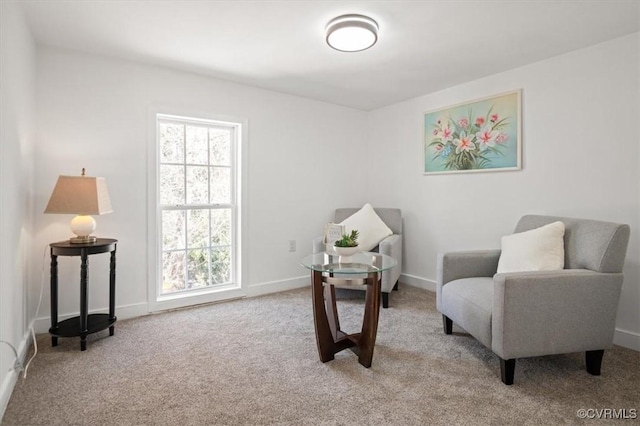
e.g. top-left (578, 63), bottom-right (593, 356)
top-left (3, 285), bottom-right (639, 425)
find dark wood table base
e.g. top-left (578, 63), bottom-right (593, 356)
top-left (311, 270), bottom-right (381, 368)
top-left (49, 238), bottom-right (117, 351)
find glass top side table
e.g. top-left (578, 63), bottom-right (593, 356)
top-left (300, 251), bottom-right (397, 368)
top-left (300, 251), bottom-right (398, 275)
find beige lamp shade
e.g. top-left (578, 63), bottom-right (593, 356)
top-left (44, 175), bottom-right (112, 215)
top-left (45, 174), bottom-right (113, 243)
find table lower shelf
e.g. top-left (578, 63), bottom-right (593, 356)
top-left (49, 313), bottom-right (117, 337)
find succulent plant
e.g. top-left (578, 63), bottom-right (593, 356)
top-left (334, 229), bottom-right (359, 248)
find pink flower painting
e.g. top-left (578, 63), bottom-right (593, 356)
top-left (424, 90), bottom-right (520, 173)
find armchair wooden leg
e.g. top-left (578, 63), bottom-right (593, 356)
top-left (586, 350), bottom-right (605, 375)
top-left (500, 358), bottom-right (515, 385)
top-left (442, 315), bottom-right (452, 335)
top-left (382, 292), bottom-right (389, 309)
top-left (393, 281), bottom-right (399, 291)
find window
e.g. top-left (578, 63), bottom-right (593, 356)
top-left (152, 113), bottom-right (243, 306)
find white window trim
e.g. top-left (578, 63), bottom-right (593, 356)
top-left (147, 105), bottom-right (248, 312)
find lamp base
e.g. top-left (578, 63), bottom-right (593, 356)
top-left (69, 215), bottom-right (97, 244)
top-left (69, 235), bottom-right (98, 244)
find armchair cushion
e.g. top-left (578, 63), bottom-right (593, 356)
top-left (497, 221), bottom-right (565, 273)
top-left (338, 203), bottom-right (393, 252)
top-left (440, 277), bottom-right (493, 348)
top-left (436, 250), bottom-right (500, 313)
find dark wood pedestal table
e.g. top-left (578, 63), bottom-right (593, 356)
top-left (49, 238), bottom-right (117, 351)
top-left (300, 252), bottom-right (397, 368)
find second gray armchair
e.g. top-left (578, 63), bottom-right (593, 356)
top-left (437, 215), bottom-right (630, 385)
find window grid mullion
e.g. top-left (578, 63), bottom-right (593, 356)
top-left (182, 124), bottom-right (188, 206)
top-left (162, 243), bottom-right (230, 254)
top-left (160, 204), bottom-right (233, 211)
top-left (231, 127), bottom-right (237, 283)
top-left (160, 161), bottom-right (231, 167)
top-left (182, 124), bottom-right (188, 288)
top-left (207, 129), bottom-right (213, 286)
top-left (208, 215), bottom-right (213, 286)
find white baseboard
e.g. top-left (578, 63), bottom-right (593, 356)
top-left (401, 273), bottom-right (436, 292)
top-left (0, 328), bottom-right (32, 420)
top-left (246, 275), bottom-right (309, 297)
top-left (31, 277), bottom-right (311, 335)
top-left (614, 327), bottom-right (640, 351)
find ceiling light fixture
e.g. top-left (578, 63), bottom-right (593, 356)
top-left (326, 14), bottom-right (378, 52)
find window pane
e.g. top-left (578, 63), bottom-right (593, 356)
top-left (211, 209), bottom-right (231, 246)
top-left (210, 128), bottom-right (231, 166)
top-left (162, 251), bottom-right (185, 293)
top-left (187, 209), bottom-right (209, 248)
top-left (159, 123), bottom-right (184, 163)
top-left (162, 210), bottom-right (185, 250)
top-left (186, 166), bottom-right (209, 204)
top-left (186, 126), bottom-right (208, 165)
top-left (211, 247), bottom-right (231, 284)
top-left (160, 165), bottom-right (185, 205)
top-left (187, 249), bottom-right (209, 289)
top-left (210, 167), bottom-right (231, 204)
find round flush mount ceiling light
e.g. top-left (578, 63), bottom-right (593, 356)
top-left (325, 14), bottom-right (379, 52)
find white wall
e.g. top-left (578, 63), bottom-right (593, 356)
top-left (366, 34), bottom-right (640, 349)
top-left (32, 47), bottom-right (368, 326)
top-left (0, 1), bottom-right (36, 415)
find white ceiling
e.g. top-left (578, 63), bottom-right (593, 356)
top-left (17, 0), bottom-right (640, 111)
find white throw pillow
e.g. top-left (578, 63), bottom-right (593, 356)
top-left (339, 203), bottom-right (393, 252)
top-left (497, 221), bottom-right (565, 273)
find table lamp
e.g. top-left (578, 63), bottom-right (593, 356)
top-left (44, 168), bottom-right (113, 244)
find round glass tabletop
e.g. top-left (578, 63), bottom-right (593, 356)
top-left (300, 252), bottom-right (397, 274)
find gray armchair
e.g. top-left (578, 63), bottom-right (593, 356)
top-left (437, 215), bottom-right (630, 385)
top-left (313, 208), bottom-right (402, 308)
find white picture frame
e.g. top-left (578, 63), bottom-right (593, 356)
top-left (323, 222), bottom-right (344, 250)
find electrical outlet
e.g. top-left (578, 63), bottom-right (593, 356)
top-left (288, 240), bottom-right (296, 252)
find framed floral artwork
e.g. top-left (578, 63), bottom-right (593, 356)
top-left (423, 90), bottom-right (522, 174)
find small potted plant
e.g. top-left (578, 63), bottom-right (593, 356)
top-left (333, 229), bottom-right (360, 260)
